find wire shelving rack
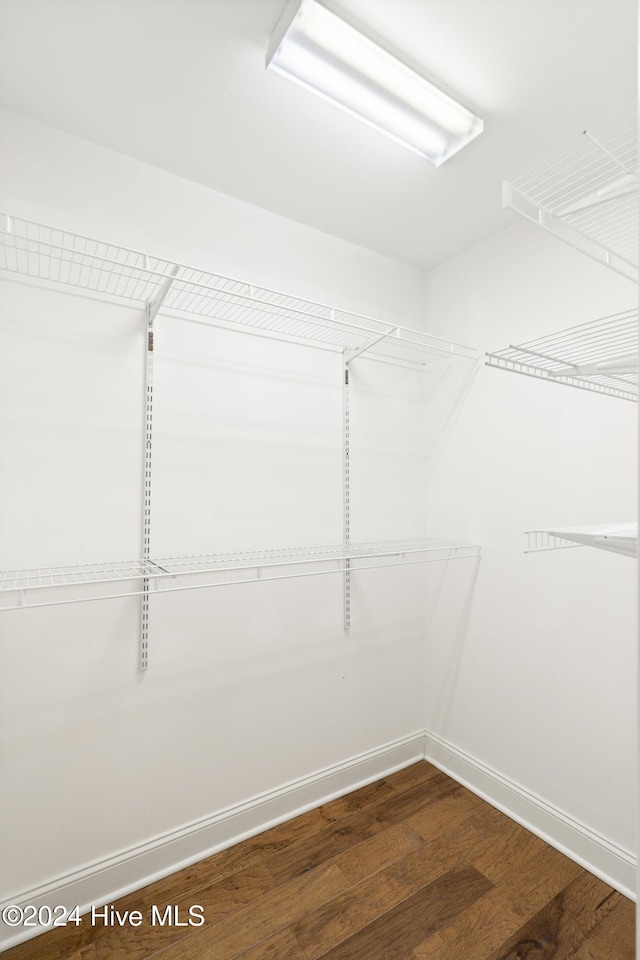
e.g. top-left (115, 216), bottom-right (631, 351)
top-left (0, 539), bottom-right (481, 612)
top-left (485, 309), bottom-right (637, 401)
top-left (0, 213), bottom-right (475, 368)
top-left (525, 524), bottom-right (636, 558)
top-left (503, 106), bottom-right (638, 283)
top-left (0, 213), bottom-right (480, 656)
top-left (494, 109), bottom-right (637, 558)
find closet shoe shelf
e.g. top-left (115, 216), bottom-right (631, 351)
top-left (0, 539), bottom-right (481, 611)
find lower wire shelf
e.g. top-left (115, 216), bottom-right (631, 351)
top-left (525, 523), bottom-right (637, 558)
top-left (0, 538), bottom-right (481, 611)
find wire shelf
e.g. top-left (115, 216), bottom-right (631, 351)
top-left (503, 107), bottom-right (638, 282)
top-left (486, 309), bottom-right (638, 401)
top-left (0, 539), bottom-right (481, 611)
top-left (525, 523), bottom-right (636, 558)
top-left (0, 213), bottom-right (476, 367)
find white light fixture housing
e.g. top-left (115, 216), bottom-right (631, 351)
top-left (266, 0), bottom-right (483, 166)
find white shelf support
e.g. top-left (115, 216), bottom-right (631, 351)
top-left (147, 264), bottom-right (180, 323)
top-left (345, 326), bottom-right (400, 363)
top-left (140, 266), bottom-right (179, 671)
top-left (343, 360), bottom-right (351, 631)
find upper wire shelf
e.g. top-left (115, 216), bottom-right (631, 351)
top-left (503, 106), bottom-right (638, 283)
top-left (0, 538), bottom-right (481, 611)
top-left (485, 309), bottom-right (638, 401)
top-left (0, 213), bottom-right (476, 368)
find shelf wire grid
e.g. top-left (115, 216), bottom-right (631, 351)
top-left (0, 539), bottom-right (481, 610)
top-left (0, 213), bottom-right (476, 367)
top-left (486, 309), bottom-right (638, 401)
top-left (525, 531), bottom-right (584, 553)
top-left (504, 106), bottom-right (638, 281)
top-left (525, 524), bottom-right (637, 557)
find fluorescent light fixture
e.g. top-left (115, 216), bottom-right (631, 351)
top-left (266, 0), bottom-right (483, 166)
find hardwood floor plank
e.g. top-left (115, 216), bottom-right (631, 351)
top-left (481, 874), bottom-right (623, 960)
top-left (405, 784), bottom-right (493, 842)
top-left (472, 819), bottom-right (551, 885)
top-left (382, 761), bottom-right (442, 794)
top-left (0, 809), bottom-right (331, 960)
top-left (88, 863), bottom-right (275, 960)
top-left (317, 780), bottom-right (396, 823)
top-left (413, 842), bottom-right (583, 960)
top-left (1, 923), bottom-right (95, 959)
top-left (293, 809), bottom-right (514, 960)
top-left (142, 861), bottom-right (349, 960)
top-left (3, 770), bottom-right (629, 960)
top-left (125, 806), bottom-right (329, 910)
top-left (570, 896), bottom-right (635, 960)
top-left (63, 947), bottom-right (97, 960)
top-left (332, 822), bottom-right (424, 884)
top-left (259, 805), bottom-right (392, 883)
top-left (230, 928), bottom-right (309, 960)
top-left (370, 772), bottom-right (463, 826)
top-left (309, 866), bottom-right (493, 960)
top-left (258, 768), bottom-right (430, 881)
top-left (0, 771), bottom-right (437, 960)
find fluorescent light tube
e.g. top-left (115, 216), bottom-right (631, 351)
top-left (266, 0), bottom-right (483, 165)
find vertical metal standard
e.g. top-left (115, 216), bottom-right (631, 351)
top-left (139, 265), bottom-right (179, 670)
top-left (343, 360), bottom-right (350, 630)
top-left (140, 304), bottom-right (154, 670)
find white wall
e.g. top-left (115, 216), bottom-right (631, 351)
top-left (0, 108), bottom-right (462, 928)
top-left (0, 108), bottom-right (425, 322)
top-left (0, 105), bottom-right (635, 941)
top-left (422, 223), bottom-right (637, 874)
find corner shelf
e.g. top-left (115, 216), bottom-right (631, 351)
top-left (0, 213), bottom-right (480, 662)
top-left (486, 308), bottom-right (637, 402)
top-left (493, 108), bottom-right (637, 560)
top-left (525, 524), bottom-right (637, 559)
top-left (490, 109), bottom-right (638, 404)
top-left (503, 106), bottom-right (638, 283)
top-left (0, 539), bottom-right (481, 612)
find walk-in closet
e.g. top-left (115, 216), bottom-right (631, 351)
top-left (0, 1), bottom-right (637, 957)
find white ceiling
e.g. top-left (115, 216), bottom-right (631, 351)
top-left (0, 0), bottom-right (636, 270)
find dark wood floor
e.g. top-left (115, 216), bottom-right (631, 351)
top-left (5, 762), bottom-right (634, 959)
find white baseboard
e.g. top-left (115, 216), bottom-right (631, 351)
top-left (3, 728), bottom-right (634, 953)
top-left (0, 732), bottom-right (425, 953)
top-left (423, 730), bottom-right (636, 901)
